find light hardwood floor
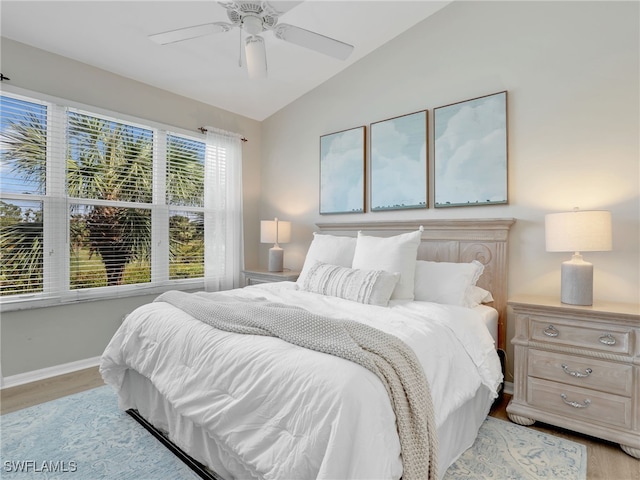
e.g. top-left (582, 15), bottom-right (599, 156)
top-left (1, 367), bottom-right (106, 415)
top-left (2, 368), bottom-right (639, 479)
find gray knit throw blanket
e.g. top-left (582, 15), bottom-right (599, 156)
top-left (155, 290), bottom-right (438, 480)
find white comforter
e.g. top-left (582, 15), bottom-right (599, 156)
top-left (100, 282), bottom-right (502, 480)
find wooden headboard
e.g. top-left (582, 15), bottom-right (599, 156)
top-left (316, 218), bottom-right (516, 351)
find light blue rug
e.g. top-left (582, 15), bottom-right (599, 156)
top-left (1, 386), bottom-right (201, 479)
top-left (444, 416), bottom-right (587, 480)
top-left (2, 386), bottom-right (586, 479)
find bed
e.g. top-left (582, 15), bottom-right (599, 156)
top-left (100, 218), bottom-right (515, 480)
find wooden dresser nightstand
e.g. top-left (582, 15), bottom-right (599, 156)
top-left (242, 268), bottom-right (300, 286)
top-left (506, 295), bottom-right (640, 458)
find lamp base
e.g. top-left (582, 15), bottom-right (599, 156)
top-left (560, 254), bottom-right (593, 306)
top-left (268, 246), bottom-right (284, 272)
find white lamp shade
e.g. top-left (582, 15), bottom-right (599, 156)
top-left (545, 210), bottom-right (612, 253)
top-left (260, 219), bottom-right (291, 244)
top-left (245, 35), bottom-right (267, 80)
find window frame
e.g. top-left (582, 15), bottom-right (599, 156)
top-left (1, 85), bottom-right (216, 312)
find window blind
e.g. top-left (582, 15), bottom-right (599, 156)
top-left (67, 109), bottom-right (155, 290)
top-left (167, 133), bottom-right (206, 281)
top-left (0, 94), bottom-right (48, 295)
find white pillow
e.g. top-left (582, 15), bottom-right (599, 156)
top-left (414, 260), bottom-right (485, 306)
top-left (301, 261), bottom-right (400, 306)
top-left (297, 233), bottom-right (356, 286)
top-left (466, 285), bottom-right (494, 308)
top-left (351, 228), bottom-right (423, 300)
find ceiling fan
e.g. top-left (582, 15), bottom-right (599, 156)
top-left (149, 1), bottom-right (354, 79)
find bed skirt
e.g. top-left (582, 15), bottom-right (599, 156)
top-left (116, 368), bottom-right (493, 480)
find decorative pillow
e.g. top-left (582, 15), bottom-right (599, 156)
top-left (351, 228), bottom-right (423, 300)
top-left (414, 260), bottom-right (485, 306)
top-left (465, 285), bottom-right (494, 308)
top-left (297, 233), bottom-right (357, 286)
top-left (301, 261), bottom-right (400, 306)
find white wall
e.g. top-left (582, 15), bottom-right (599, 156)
top-left (260, 1), bottom-right (639, 381)
top-left (0, 38), bottom-right (263, 377)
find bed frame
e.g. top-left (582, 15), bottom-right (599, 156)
top-left (121, 217), bottom-right (515, 479)
top-left (316, 218), bottom-right (516, 351)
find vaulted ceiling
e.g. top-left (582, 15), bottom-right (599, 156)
top-left (1, 1), bottom-right (451, 120)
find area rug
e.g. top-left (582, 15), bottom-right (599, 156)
top-left (1, 386), bottom-right (202, 479)
top-left (444, 416), bottom-right (587, 480)
top-left (2, 386), bottom-right (587, 479)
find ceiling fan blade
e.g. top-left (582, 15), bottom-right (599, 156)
top-left (273, 24), bottom-right (353, 60)
top-left (149, 22), bottom-right (233, 45)
top-left (267, 1), bottom-right (303, 14)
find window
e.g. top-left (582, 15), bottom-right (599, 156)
top-left (167, 134), bottom-right (206, 281)
top-left (0, 89), bottom-right (243, 309)
top-left (0, 95), bottom-right (47, 296)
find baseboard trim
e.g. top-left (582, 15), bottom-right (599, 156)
top-left (1, 356), bottom-right (101, 390)
top-left (504, 381), bottom-right (514, 396)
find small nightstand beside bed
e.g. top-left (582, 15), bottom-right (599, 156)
top-left (100, 218), bottom-right (515, 480)
top-left (507, 296), bottom-right (640, 458)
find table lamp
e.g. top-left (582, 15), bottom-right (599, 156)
top-left (545, 209), bottom-right (612, 306)
top-left (260, 218), bottom-right (291, 272)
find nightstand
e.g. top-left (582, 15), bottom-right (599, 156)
top-left (506, 295), bottom-right (640, 458)
top-left (242, 268), bottom-right (300, 286)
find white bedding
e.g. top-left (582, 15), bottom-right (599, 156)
top-left (475, 304), bottom-right (499, 344)
top-left (100, 282), bottom-right (502, 480)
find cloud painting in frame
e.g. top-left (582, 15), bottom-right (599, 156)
top-left (370, 110), bottom-right (428, 211)
top-left (319, 126), bottom-right (366, 214)
top-left (434, 91), bottom-right (508, 207)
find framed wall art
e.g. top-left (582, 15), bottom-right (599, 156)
top-left (434, 91), bottom-right (508, 208)
top-left (319, 126), bottom-right (366, 214)
top-left (370, 110), bottom-right (428, 211)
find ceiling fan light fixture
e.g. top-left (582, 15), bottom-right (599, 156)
top-left (245, 35), bottom-right (267, 79)
top-left (242, 14), bottom-right (263, 36)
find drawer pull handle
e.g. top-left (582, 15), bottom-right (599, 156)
top-left (599, 334), bottom-right (616, 346)
top-left (561, 364), bottom-right (593, 378)
top-left (560, 393), bottom-right (591, 409)
top-left (543, 325), bottom-right (559, 337)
